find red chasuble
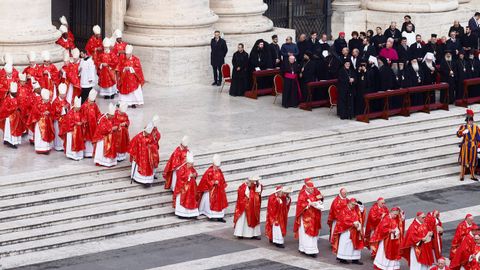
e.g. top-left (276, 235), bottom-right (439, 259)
top-left (23, 65), bottom-right (42, 83)
top-left (450, 233), bottom-right (478, 270)
top-left (85, 36), bottom-right (103, 64)
top-left (92, 115), bottom-right (116, 159)
top-left (293, 189), bottom-right (322, 238)
top-left (55, 37), bottom-right (75, 50)
top-left (425, 211), bottom-right (443, 260)
top-left (233, 182), bottom-right (262, 228)
top-left (0, 95), bottom-right (24, 136)
top-left (80, 101), bottom-right (101, 142)
top-left (128, 132), bottom-right (158, 177)
top-left (328, 195), bottom-right (348, 235)
top-left (365, 202), bottom-right (389, 248)
top-left (117, 56), bottom-right (145, 94)
top-left (51, 97), bottom-right (69, 121)
top-left (450, 220), bottom-right (477, 259)
top-left (40, 64), bottom-right (60, 97)
top-left (17, 83), bottom-right (32, 124)
top-left (370, 214), bottom-right (403, 261)
top-left (163, 145), bottom-right (189, 189)
top-left (96, 51), bottom-right (117, 88)
top-left (265, 193), bottom-right (291, 240)
top-left (197, 166), bottom-right (228, 212)
top-left (28, 101), bottom-right (54, 142)
top-left (112, 111), bottom-right (130, 154)
top-left (401, 219), bottom-right (435, 266)
top-left (60, 109), bottom-right (85, 152)
top-left (173, 165), bottom-right (198, 209)
top-left (331, 206), bottom-right (364, 254)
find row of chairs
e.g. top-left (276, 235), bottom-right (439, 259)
top-left (219, 63), bottom-right (338, 111)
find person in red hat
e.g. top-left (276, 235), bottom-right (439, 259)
top-left (294, 180), bottom-right (323, 257)
top-left (401, 211), bottom-right (435, 270)
top-left (430, 257), bottom-right (450, 270)
top-left (457, 109), bottom-right (480, 181)
top-left (450, 227), bottom-right (480, 270)
top-left (365, 197), bottom-right (390, 257)
top-left (370, 207), bottom-right (404, 270)
top-left (331, 197), bottom-right (364, 265)
top-left (265, 185), bottom-right (292, 248)
top-left (328, 188), bottom-right (348, 241)
top-left (450, 214), bottom-right (477, 260)
top-left (425, 210), bottom-right (444, 262)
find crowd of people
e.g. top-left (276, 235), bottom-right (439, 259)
top-left (212, 13), bottom-right (480, 119)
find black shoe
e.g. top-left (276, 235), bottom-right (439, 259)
top-left (11, 144), bottom-right (17, 149)
top-left (460, 177), bottom-right (464, 181)
top-left (154, 174), bottom-right (158, 180)
top-left (110, 94), bottom-right (115, 99)
top-left (472, 177), bottom-right (479, 181)
top-left (237, 236), bottom-right (244, 240)
top-left (131, 105), bottom-right (136, 109)
top-left (275, 243), bottom-right (285, 249)
top-left (252, 236), bottom-right (261, 240)
top-left (104, 96), bottom-right (110, 99)
top-left (351, 260), bottom-right (363, 265)
top-left (338, 259), bottom-right (349, 264)
top-left (217, 82), bottom-right (222, 86)
top-left (216, 218), bottom-right (226, 223)
top-left (306, 253), bottom-right (317, 258)
top-left (212, 82), bottom-right (217, 86)
top-left (3, 141), bottom-right (7, 145)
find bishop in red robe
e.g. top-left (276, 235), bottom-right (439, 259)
top-left (113, 102), bottom-right (130, 162)
top-left (93, 103), bottom-right (117, 167)
top-left (371, 207), bottom-right (404, 270)
top-left (0, 82), bottom-right (24, 148)
top-left (198, 154), bottom-right (228, 222)
top-left (39, 51), bottom-right (60, 100)
top-left (430, 257), bottom-right (450, 270)
top-left (128, 121), bottom-right (159, 186)
top-left (85, 25), bottom-right (103, 64)
top-left (80, 90), bottom-right (101, 157)
top-left (28, 89), bottom-right (54, 154)
top-left (56, 25), bottom-right (76, 51)
top-left (51, 83), bottom-right (70, 151)
top-left (366, 197), bottom-right (390, 257)
top-left (118, 45), bottom-right (145, 107)
top-left (59, 15), bottom-right (75, 44)
top-left (173, 152), bottom-right (199, 218)
top-left (265, 185), bottom-right (292, 248)
top-left (61, 48), bottom-right (81, 103)
top-left (23, 52), bottom-right (42, 84)
top-left (16, 74), bottom-right (32, 130)
top-left (401, 212), bottom-right (435, 270)
top-left (425, 210), bottom-right (444, 262)
top-left (450, 230), bottom-right (480, 270)
top-left (328, 188), bottom-right (348, 241)
top-left (331, 198), bottom-right (364, 265)
top-left (233, 176), bottom-right (262, 239)
top-left (97, 38), bottom-right (118, 99)
top-left (451, 214), bottom-right (477, 260)
top-left (60, 96), bottom-right (85, 160)
top-left (294, 179), bottom-right (323, 257)
top-left (163, 136), bottom-right (189, 190)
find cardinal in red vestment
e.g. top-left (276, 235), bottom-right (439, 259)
top-left (0, 64), bottom-right (19, 103)
top-left (0, 54), bottom-right (19, 83)
top-left (163, 135), bottom-right (189, 190)
top-left (331, 198), bottom-right (364, 265)
top-left (25, 81), bottom-right (42, 143)
top-left (80, 90), bottom-right (101, 157)
top-left (59, 16), bottom-right (75, 44)
top-left (233, 176), bottom-right (263, 239)
top-left (112, 29), bottom-right (128, 57)
top-left (451, 214), bottom-right (477, 260)
top-left (173, 152), bottom-right (199, 218)
top-left (113, 102), bottom-right (130, 162)
top-left (150, 115), bottom-right (161, 177)
top-left (97, 38), bottom-right (118, 99)
top-left (294, 179), bottom-right (323, 257)
top-left (93, 103), bottom-right (117, 167)
top-left (0, 82), bottom-right (24, 148)
top-left (265, 185), bottom-right (292, 248)
top-left (118, 45), bottom-right (145, 107)
top-left (371, 207), bottom-right (404, 270)
top-left (28, 89), bottom-right (54, 154)
top-left (60, 96), bottom-right (85, 160)
top-left (16, 74), bottom-right (32, 129)
top-left (198, 154), bottom-right (229, 222)
top-left (56, 25), bottom-right (76, 51)
top-left (39, 51), bottom-right (60, 100)
top-left (328, 188), bottom-right (348, 241)
top-left (60, 49), bottom-right (81, 103)
top-left (128, 121), bottom-right (159, 186)
top-left (51, 83), bottom-right (70, 151)
top-left (85, 25), bottom-right (103, 65)
top-left (425, 210), bottom-right (444, 261)
top-left (450, 231), bottom-right (480, 270)
top-left (401, 212), bottom-right (435, 270)
top-left (366, 197), bottom-right (389, 257)
top-left (23, 52), bottom-right (42, 84)
top-left (430, 257), bottom-right (451, 270)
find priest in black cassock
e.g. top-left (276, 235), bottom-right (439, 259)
top-left (456, 50), bottom-right (470, 100)
top-left (355, 60), bottom-right (368, 116)
top-left (403, 58), bottom-right (425, 106)
top-left (408, 34), bottom-right (425, 62)
top-left (337, 59), bottom-right (356, 119)
top-left (367, 56), bottom-right (381, 112)
top-left (325, 49), bottom-right (341, 80)
top-left (440, 50), bottom-right (458, 104)
top-left (421, 52), bottom-right (438, 104)
top-left (299, 51), bottom-right (317, 101)
top-left (471, 52), bottom-right (480, 97)
top-left (378, 57), bottom-right (398, 109)
top-left (425, 34), bottom-right (444, 59)
top-left (229, 43), bottom-right (250, 96)
top-left (249, 39), bottom-right (273, 89)
top-left (281, 55), bottom-right (302, 108)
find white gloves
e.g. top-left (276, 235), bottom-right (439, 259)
top-left (463, 129), bottom-right (469, 135)
top-left (129, 67), bottom-right (135, 73)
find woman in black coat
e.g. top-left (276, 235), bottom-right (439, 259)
top-left (229, 43), bottom-right (250, 96)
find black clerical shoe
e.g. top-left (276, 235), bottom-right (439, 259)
top-left (338, 259), bottom-right (349, 264)
top-left (351, 260), bottom-right (363, 265)
top-left (306, 253), bottom-right (317, 258)
top-left (252, 236), bottom-right (261, 240)
top-left (3, 141), bottom-right (7, 145)
top-left (215, 218), bottom-right (226, 223)
top-left (211, 82), bottom-right (217, 86)
top-left (104, 96), bottom-right (110, 99)
top-left (460, 177), bottom-right (464, 181)
top-left (275, 243), bottom-right (285, 249)
top-left (472, 177), bottom-right (479, 181)
top-left (216, 82), bottom-right (221, 86)
top-left (131, 105), bottom-right (136, 109)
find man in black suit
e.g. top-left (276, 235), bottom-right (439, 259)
top-left (210, 30), bottom-right (228, 86)
top-left (408, 34), bottom-right (425, 62)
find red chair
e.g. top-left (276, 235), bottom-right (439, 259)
top-left (220, 64), bottom-right (232, 93)
top-left (328, 85), bottom-right (338, 114)
top-left (273, 74), bottom-right (283, 104)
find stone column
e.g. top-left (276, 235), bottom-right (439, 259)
top-left (0, 0), bottom-right (63, 65)
top-left (331, 0), bottom-right (364, 38)
top-left (366, 0), bottom-right (458, 12)
top-left (123, 0), bottom-right (218, 85)
top-left (209, 0), bottom-right (273, 34)
top-left (105, 0), bottom-right (127, 37)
